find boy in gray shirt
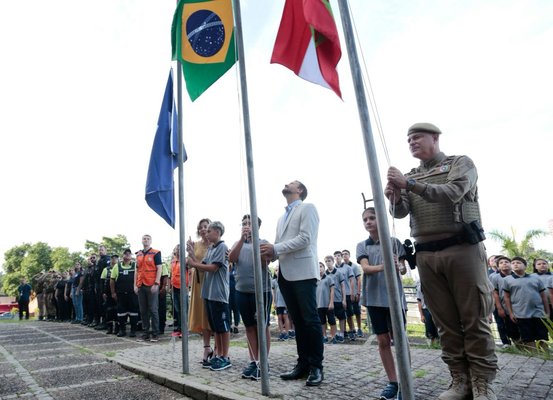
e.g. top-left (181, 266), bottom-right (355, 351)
top-left (187, 221), bottom-right (231, 371)
top-left (356, 207), bottom-right (406, 400)
top-left (324, 255), bottom-right (347, 343)
top-left (316, 262), bottom-right (336, 343)
top-left (502, 256), bottom-right (549, 351)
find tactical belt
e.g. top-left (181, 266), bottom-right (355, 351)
top-left (415, 235), bottom-right (466, 252)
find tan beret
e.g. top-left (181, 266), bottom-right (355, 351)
top-left (408, 122), bottom-right (442, 136)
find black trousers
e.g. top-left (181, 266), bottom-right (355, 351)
top-left (18, 299), bottom-right (29, 319)
top-left (278, 273), bottom-right (324, 369)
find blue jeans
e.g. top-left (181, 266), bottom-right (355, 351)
top-left (72, 288), bottom-right (83, 321)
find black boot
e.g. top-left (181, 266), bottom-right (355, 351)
top-left (113, 322), bottom-right (120, 335)
top-left (105, 322), bottom-right (114, 335)
top-left (117, 316), bottom-right (127, 337)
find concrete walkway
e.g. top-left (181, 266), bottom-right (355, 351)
top-left (1, 321), bottom-right (552, 399)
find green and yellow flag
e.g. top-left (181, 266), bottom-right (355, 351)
top-left (171, 0), bottom-right (236, 101)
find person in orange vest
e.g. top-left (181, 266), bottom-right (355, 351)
top-left (171, 244), bottom-right (185, 337)
top-left (134, 234), bottom-right (163, 342)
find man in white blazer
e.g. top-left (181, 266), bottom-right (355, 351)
top-left (260, 180), bottom-right (324, 386)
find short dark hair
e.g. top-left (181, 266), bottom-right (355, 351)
top-left (242, 214), bottom-right (262, 227)
top-left (495, 255), bottom-right (511, 265)
top-left (511, 256), bottom-right (527, 266)
top-left (296, 181), bottom-right (308, 201)
top-left (362, 207), bottom-right (376, 215)
top-left (532, 258), bottom-right (549, 273)
top-left (342, 249), bottom-right (350, 255)
top-left (333, 251), bottom-right (342, 256)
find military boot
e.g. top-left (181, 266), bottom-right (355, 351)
top-left (438, 370), bottom-right (472, 400)
top-left (105, 322), bottom-right (114, 335)
top-left (471, 376), bottom-right (496, 400)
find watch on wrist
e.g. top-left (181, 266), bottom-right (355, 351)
top-left (406, 178), bottom-right (416, 192)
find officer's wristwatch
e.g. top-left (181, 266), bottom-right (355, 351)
top-left (406, 178), bottom-right (416, 192)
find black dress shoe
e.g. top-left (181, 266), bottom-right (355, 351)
top-left (306, 367), bottom-right (324, 386)
top-left (280, 365), bottom-right (309, 380)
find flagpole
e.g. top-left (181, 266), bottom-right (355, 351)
top-left (336, 1), bottom-right (414, 399)
top-left (231, 0), bottom-right (270, 395)
top-left (176, 60), bottom-right (190, 374)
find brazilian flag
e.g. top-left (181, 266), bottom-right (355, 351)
top-left (171, 0), bottom-right (237, 101)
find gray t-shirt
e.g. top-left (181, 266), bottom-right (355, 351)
top-left (234, 239), bottom-right (271, 293)
top-left (316, 274), bottom-right (334, 308)
top-left (356, 236), bottom-right (406, 309)
top-left (337, 263), bottom-right (354, 295)
top-left (535, 272), bottom-right (552, 305)
top-left (348, 261), bottom-right (362, 294)
top-left (326, 268), bottom-right (344, 302)
top-left (502, 273), bottom-right (546, 318)
top-left (201, 241), bottom-right (229, 303)
top-left (271, 278), bottom-right (287, 308)
top-left (491, 272), bottom-right (512, 313)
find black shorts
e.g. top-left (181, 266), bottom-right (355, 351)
top-left (236, 290), bottom-right (272, 327)
top-left (333, 302), bottom-right (346, 321)
top-left (367, 306), bottom-right (405, 335)
top-left (517, 317), bottom-right (548, 342)
top-left (276, 306), bottom-right (288, 315)
top-left (317, 308), bottom-right (336, 326)
top-left (352, 298), bottom-right (361, 315)
top-left (205, 300), bottom-right (230, 334)
top-left (344, 296), bottom-right (354, 317)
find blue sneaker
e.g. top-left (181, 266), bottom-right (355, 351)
top-left (335, 334), bottom-right (345, 343)
top-left (241, 361), bottom-right (257, 379)
top-left (357, 328), bottom-right (364, 337)
top-left (202, 356), bottom-right (217, 369)
top-left (329, 337), bottom-right (337, 344)
top-left (210, 356), bottom-right (232, 371)
top-left (288, 330), bottom-right (295, 339)
top-left (323, 336), bottom-right (328, 344)
top-left (278, 332), bottom-right (289, 341)
top-left (380, 382), bottom-right (399, 400)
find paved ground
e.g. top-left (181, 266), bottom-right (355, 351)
top-left (1, 321), bottom-right (552, 399)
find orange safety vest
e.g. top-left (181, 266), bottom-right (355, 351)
top-left (171, 259), bottom-right (186, 289)
top-left (136, 248), bottom-right (160, 287)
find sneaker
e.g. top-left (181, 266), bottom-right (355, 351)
top-left (357, 328), bottom-right (364, 337)
top-left (250, 364), bottom-right (261, 381)
top-left (232, 326), bottom-right (239, 334)
top-left (210, 356), bottom-right (232, 371)
top-left (329, 337), bottom-right (337, 344)
top-left (335, 334), bottom-right (345, 343)
top-left (278, 332), bottom-right (289, 341)
top-left (323, 336), bottom-right (328, 344)
top-left (349, 331), bottom-right (357, 341)
top-left (471, 376), bottom-right (496, 400)
top-left (380, 382), bottom-right (399, 400)
top-left (137, 334), bottom-right (150, 342)
top-left (288, 330), bottom-right (295, 339)
top-left (202, 356), bottom-right (217, 369)
top-left (150, 335), bottom-right (159, 342)
top-left (241, 361), bottom-right (257, 379)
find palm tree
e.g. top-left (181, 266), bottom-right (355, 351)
top-left (488, 227), bottom-right (552, 266)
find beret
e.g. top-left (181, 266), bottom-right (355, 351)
top-left (408, 122), bottom-right (442, 136)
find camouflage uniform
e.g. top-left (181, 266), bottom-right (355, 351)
top-left (44, 271), bottom-right (61, 320)
top-left (32, 272), bottom-right (46, 320)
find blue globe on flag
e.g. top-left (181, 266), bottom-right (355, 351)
top-left (186, 10), bottom-right (226, 58)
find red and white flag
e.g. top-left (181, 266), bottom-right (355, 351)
top-left (271, 0), bottom-right (342, 98)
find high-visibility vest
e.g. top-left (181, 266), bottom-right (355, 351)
top-left (136, 248), bottom-right (160, 287)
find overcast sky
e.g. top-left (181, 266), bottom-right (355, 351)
top-left (1, 0), bottom-right (552, 269)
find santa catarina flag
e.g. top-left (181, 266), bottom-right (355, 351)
top-left (172, 0), bottom-right (237, 101)
top-left (271, 0), bottom-right (342, 98)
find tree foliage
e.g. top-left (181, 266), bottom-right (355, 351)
top-left (488, 227), bottom-right (553, 269)
top-left (1, 234), bottom-right (129, 297)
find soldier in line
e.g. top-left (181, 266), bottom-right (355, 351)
top-left (94, 245), bottom-right (111, 330)
top-left (31, 272), bottom-right (46, 321)
top-left (44, 270), bottom-right (61, 321)
top-left (110, 249), bottom-right (140, 337)
top-left (101, 254), bottom-right (118, 334)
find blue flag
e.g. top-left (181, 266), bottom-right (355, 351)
top-left (145, 70), bottom-right (186, 228)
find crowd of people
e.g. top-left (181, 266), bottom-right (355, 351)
top-left (16, 122), bottom-right (553, 400)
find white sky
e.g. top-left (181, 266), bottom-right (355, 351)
top-left (1, 0), bottom-right (552, 269)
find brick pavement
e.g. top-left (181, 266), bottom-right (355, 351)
top-left (113, 330), bottom-right (553, 400)
top-left (1, 322), bottom-right (552, 399)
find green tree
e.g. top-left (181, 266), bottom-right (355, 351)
top-left (51, 247), bottom-right (81, 272)
top-left (84, 234), bottom-right (130, 257)
top-left (488, 227), bottom-right (552, 269)
top-left (3, 244), bottom-right (31, 274)
top-left (20, 242), bottom-right (52, 277)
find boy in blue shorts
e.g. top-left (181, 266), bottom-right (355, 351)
top-left (187, 221), bottom-right (231, 371)
top-left (503, 256), bottom-right (549, 352)
top-left (317, 261), bottom-right (336, 343)
top-left (324, 255), bottom-right (347, 343)
top-left (356, 207), bottom-right (407, 400)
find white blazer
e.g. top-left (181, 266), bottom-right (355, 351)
top-left (274, 202), bottom-right (319, 282)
